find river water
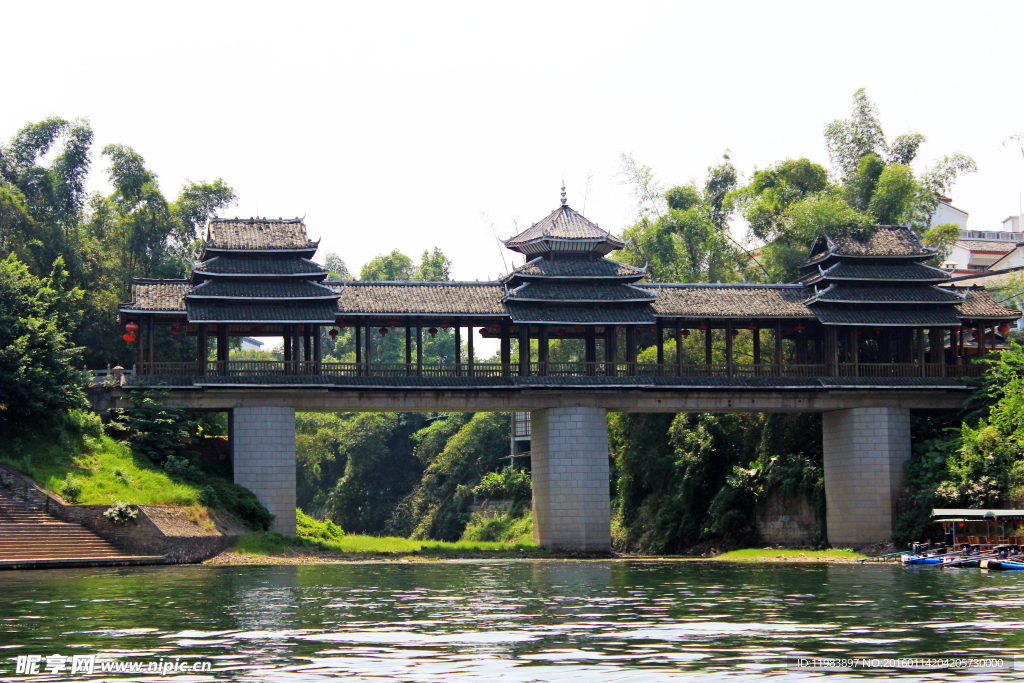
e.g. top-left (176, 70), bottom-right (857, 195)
top-left (1, 560), bottom-right (1022, 681)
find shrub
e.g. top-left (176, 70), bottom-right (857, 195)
top-left (103, 501), bottom-right (138, 524)
top-left (461, 507), bottom-right (532, 543)
top-left (58, 473), bottom-right (82, 503)
top-left (297, 509), bottom-right (345, 542)
top-left (472, 464), bottom-right (531, 502)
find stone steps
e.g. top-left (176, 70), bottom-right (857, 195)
top-left (0, 487), bottom-right (165, 567)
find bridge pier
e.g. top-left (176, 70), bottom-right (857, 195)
top-left (530, 407), bottom-right (611, 552)
top-left (231, 406), bottom-right (297, 535)
top-left (822, 407), bottom-right (910, 547)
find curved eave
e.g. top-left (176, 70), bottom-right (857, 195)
top-left (504, 297), bottom-right (656, 304)
top-left (503, 237), bottom-right (624, 256)
top-left (200, 246), bottom-right (318, 260)
top-left (193, 271), bottom-right (328, 281)
top-left (186, 295), bottom-right (339, 301)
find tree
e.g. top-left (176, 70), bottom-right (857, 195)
top-left (360, 249), bottom-right (415, 281)
top-left (416, 247), bottom-right (452, 281)
top-left (0, 254), bottom-right (84, 423)
top-left (322, 253), bottom-right (350, 280)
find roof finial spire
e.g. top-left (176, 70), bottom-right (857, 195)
top-left (560, 180), bottom-right (567, 206)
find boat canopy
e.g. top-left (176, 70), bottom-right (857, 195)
top-left (932, 509), bottom-right (1024, 522)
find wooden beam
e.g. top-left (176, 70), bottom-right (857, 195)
top-left (752, 324), bottom-right (760, 366)
top-left (626, 326), bottom-right (637, 375)
top-left (605, 326), bottom-right (617, 376)
top-left (774, 321), bottom-right (782, 373)
top-left (355, 324), bottom-right (362, 374)
top-left (455, 325), bottom-right (462, 374)
top-left (147, 316), bottom-right (154, 367)
top-left (675, 320), bottom-right (683, 377)
top-left (405, 322), bottom-right (412, 376)
top-left (518, 325), bottom-right (530, 377)
top-left (705, 322), bottom-right (713, 366)
top-left (198, 324), bottom-right (208, 376)
top-left (467, 324), bottom-right (474, 377)
top-left (656, 318), bottom-right (664, 369)
top-left (416, 325), bottom-right (423, 375)
top-left (725, 319), bottom-right (733, 378)
top-left (365, 321), bottom-right (372, 376)
top-left (539, 325), bottom-right (549, 376)
top-left (500, 323), bottom-right (511, 376)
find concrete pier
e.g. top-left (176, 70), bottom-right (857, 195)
top-left (530, 407), bottom-right (611, 551)
top-left (822, 406), bottom-right (911, 547)
top-left (232, 406), bottom-right (297, 535)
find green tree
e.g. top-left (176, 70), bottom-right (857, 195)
top-left (322, 253), bottom-right (350, 280)
top-left (415, 247), bottom-right (452, 281)
top-left (360, 249), bottom-right (415, 281)
top-left (0, 254), bottom-right (85, 423)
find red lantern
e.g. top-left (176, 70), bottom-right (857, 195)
top-left (170, 328), bottom-right (180, 336)
top-left (440, 323), bottom-right (450, 330)
top-left (747, 324), bottom-right (757, 332)
top-left (681, 329), bottom-right (691, 338)
top-left (998, 324), bottom-right (1011, 334)
top-left (697, 323), bottom-right (708, 332)
top-left (329, 328), bottom-right (339, 338)
top-left (428, 327), bottom-right (438, 337)
top-left (337, 323), bottom-right (347, 330)
top-left (379, 327), bottom-right (388, 336)
top-left (123, 333), bottom-right (136, 343)
top-left (731, 329), bottom-right (739, 337)
top-left (648, 325), bottom-right (657, 332)
top-left (125, 323), bottom-right (139, 333)
top-left (795, 324), bottom-right (806, 334)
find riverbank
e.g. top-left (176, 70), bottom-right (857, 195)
top-left (205, 536), bottom-right (867, 564)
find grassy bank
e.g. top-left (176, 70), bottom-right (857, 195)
top-left (715, 548), bottom-right (866, 562)
top-left (0, 412), bottom-right (203, 506)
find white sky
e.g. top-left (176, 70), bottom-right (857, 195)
top-left (4, 1), bottom-right (1024, 286)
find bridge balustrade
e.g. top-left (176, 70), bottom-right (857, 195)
top-left (134, 360), bottom-right (985, 381)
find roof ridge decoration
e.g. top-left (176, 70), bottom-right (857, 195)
top-left (503, 203), bottom-right (626, 256)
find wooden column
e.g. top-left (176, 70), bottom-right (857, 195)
top-left (355, 324), bottom-right (362, 375)
top-left (197, 323), bottom-right (208, 376)
top-left (313, 324), bottom-right (322, 373)
top-left (467, 324), bottom-right (474, 377)
top-left (147, 317), bottom-right (155, 368)
top-left (752, 325), bottom-right (760, 366)
top-left (518, 325), bottom-right (530, 377)
top-left (917, 328), bottom-right (926, 376)
top-left (656, 318), bottom-right (665, 373)
top-left (850, 329), bottom-right (859, 374)
top-left (539, 325), bottom-right (549, 376)
top-left (825, 326), bottom-right (838, 376)
top-left (929, 327), bottom-right (941, 376)
top-left (455, 325), bottom-right (462, 375)
top-left (605, 326), bottom-right (618, 376)
top-left (725, 319), bottom-right (733, 378)
top-left (585, 326), bottom-right (596, 376)
top-left (796, 333), bottom-right (807, 365)
top-left (416, 325), bottom-right (423, 375)
top-left (303, 325), bottom-right (311, 364)
top-left (365, 321), bottom-right (372, 376)
top-left (675, 320), bottom-right (683, 377)
top-left (405, 322), bottom-right (412, 376)
top-left (774, 321), bottom-right (783, 376)
top-left (626, 326), bottom-right (637, 375)
top-left (217, 324), bottom-right (229, 376)
top-left (500, 323), bottom-right (511, 376)
top-left (704, 323), bottom-right (713, 367)
top-left (136, 318), bottom-right (144, 370)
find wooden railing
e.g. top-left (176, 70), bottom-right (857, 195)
top-left (136, 361), bottom-right (986, 380)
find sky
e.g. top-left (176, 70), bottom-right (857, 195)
top-left (3, 1), bottom-right (1024, 286)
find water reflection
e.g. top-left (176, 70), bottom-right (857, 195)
top-left (0, 561), bottom-right (1022, 681)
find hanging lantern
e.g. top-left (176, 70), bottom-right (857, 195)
top-left (747, 323), bottom-right (757, 332)
top-left (648, 325), bottom-right (658, 332)
top-left (795, 324), bottom-right (806, 334)
top-left (697, 323), bottom-right (708, 332)
top-left (123, 333), bottom-right (136, 343)
top-left (731, 329), bottom-right (739, 337)
top-left (378, 327), bottom-right (388, 336)
top-left (388, 320), bottom-right (399, 328)
top-left (998, 324), bottom-right (1011, 334)
top-left (440, 322), bottom-right (450, 330)
top-left (337, 323), bottom-right (346, 330)
top-left (172, 321), bottom-right (182, 329)
top-left (125, 323), bottom-right (139, 333)
top-left (170, 327), bottom-right (180, 336)
top-left (428, 327), bottom-right (438, 337)
top-left (681, 329), bottom-right (691, 338)
top-left (329, 328), bottom-right (339, 338)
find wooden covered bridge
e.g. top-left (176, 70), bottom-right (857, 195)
top-left (118, 198), bottom-right (1020, 549)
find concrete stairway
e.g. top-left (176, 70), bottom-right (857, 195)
top-left (0, 488), bottom-right (164, 569)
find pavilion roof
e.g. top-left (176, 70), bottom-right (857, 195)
top-left (814, 308), bottom-right (963, 327)
top-left (505, 282), bottom-right (655, 303)
top-left (803, 226), bottom-right (935, 267)
top-left (193, 255), bottom-right (325, 278)
top-left (505, 301), bottom-right (655, 324)
top-left (186, 300), bottom-right (339, 323)
top-left (956, 240), bottom-right (1018, 253)
top-left (800, 261), bottom-right (950, 285)
top-left (951, 287), bottom-right (1022, 320)
top-left (811, 285), bottom-right (964, 305)
top-left (189, 279), bottom-right (338, 300)
top-left (503, 205), bottom-right (625, 256)
top-left (508, 256), bottom-right (645, 280)
top-left (204, 218), bottom-right (318, 252)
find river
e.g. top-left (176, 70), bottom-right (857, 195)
top-left (1, 560), bottom-right (1022, 681)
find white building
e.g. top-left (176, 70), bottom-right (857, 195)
top-left (240, 337), bottom-right (264, 351)
top-left (937, 200), bottom-right (1024, 274)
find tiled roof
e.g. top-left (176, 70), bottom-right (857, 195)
top-left (506, 282), bottom-right (655, 302)
top-left (186, 300), bottom-right (338, 323)
top-left (802, 261), bottom-right (950, 284)
top-left (648, 285), bottom-right (815, 318)
top-left (189, 279), bottom-right (338, 299)
top-left (206, 218), bottom-right (317, 250)
top-left (505, 301), bottom-right (655, 324)
top-left (510, 256), bottom-right (645, 280)
top-left (957, 240), bottom-right (1017, 253)
top-left (803, 226), bottom-right (934, 266)
top-left (123, 280), bottom-right (188, 311)
top-left (194, 256), bottom-right (325, 276)
top-left (944, 269), bottom-right (1020, 290)
top-left (952, 288), bottom-right (1022, 320)
top-left (335, 282), bottom-right (506, 316)
top-left (504, 205), bottom-right (625, 255)
top-left (813, 285), bottom-right (963, 304)
top-left (814, 308), bottom-right (962, 326)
